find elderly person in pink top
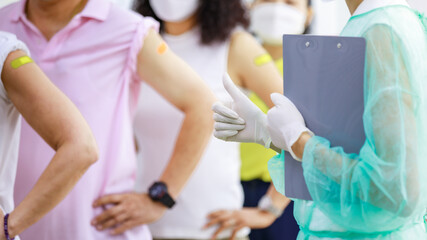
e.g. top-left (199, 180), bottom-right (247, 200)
top-left (0, 0), bottom-right (215, 240)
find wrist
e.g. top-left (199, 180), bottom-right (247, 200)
top-left (291, 132), bottom-right (312, 160)
top-left (4, 213), bottom-right (17, 239)
top-left (151, 199), bottom-right (168, 212)
top-left (144, 193), bottom-right (168, 213)
top-left (148, 181), bottom-right (176, 209)
top-left (258, 113), bottom-right (272, 148)
top-left (257, 195), bottom-right (283, 218)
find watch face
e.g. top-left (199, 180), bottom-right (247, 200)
top-left (149, 183), bottom-right (167, 200)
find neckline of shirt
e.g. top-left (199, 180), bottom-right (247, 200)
top-left (162, 26), bottom-right (200, 43)
top-left (353, 0), bottom-right (410, 16)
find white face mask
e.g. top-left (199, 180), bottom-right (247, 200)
top-left (150, 0), bottom-right (199, 23)
top-left (250, 3), bottom-right (306, 45)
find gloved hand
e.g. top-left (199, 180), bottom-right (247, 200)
top-left (212, 74), bottom-right (271, 148)
top-left (267, 93), bottom-right (313, 161)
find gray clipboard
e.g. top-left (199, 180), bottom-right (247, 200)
top-left (282, 34), bottom-right (366, 200)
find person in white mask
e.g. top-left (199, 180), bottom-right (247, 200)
top-left (250, 0), bottom-right (313, 73)
top-left (93, 0), bottom-right (288, 240)
top-left (235, 1), bottom-right (313, 240)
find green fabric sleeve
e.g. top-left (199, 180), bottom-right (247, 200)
top-left (301, 24), bottom-right (427, 233)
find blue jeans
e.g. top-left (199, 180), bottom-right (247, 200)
top-left (242, 180), bottom-right (299, 240)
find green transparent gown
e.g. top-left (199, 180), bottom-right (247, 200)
top-left (268, 5), bottom-right (427, 239)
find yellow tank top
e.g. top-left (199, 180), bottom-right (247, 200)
top-left (240, 58), bottom-right (283, 182)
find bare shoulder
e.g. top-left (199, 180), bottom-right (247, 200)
top-left (227, 30), bottom-right (269, 82)
top-left (229, 31), bottom-right (263, 58)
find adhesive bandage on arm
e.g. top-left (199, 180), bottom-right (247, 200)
top-left (254, 53), bottom-right (273, 67)
top-left (11, 56), bottom-right (34, 69)
top-left (157, 42), bottom-right (168, 55)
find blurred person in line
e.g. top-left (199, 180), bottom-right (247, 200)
top-left (0, 32), bottom-right (98, 239)
top-left (0, 0), bottom-right (215, 239)
top-left (236, 0), bottom-right (314, 239)
top-left (249, 0), bottom-right (313, 75)
top-left (95, 0), bottom-right (286, 239)
top-left (213, 0), bottom-right (427, 239)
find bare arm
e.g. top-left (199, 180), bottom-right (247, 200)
top-left (137, 29), bottom-right (215, 198)
top-left (0, 50), bottom-right (98, 238)
top-left (228, 31), bottom-right (283, 107)
top-left (91, 30), bottom-right (215, 234)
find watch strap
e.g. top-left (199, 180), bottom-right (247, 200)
top-left (148, 181), bottom-right (176, 209)
top-left (160, 192), bottom-right (175, 208)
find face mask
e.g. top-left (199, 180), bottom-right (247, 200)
top-left (150, 0), bottom-right (199, 22)
top-left (250, 3), bottom-right (306, 45)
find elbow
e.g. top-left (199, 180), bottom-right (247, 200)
top-left (369, 184), bottom-right (423, 220)
top-left (199, 95), bottom-right (216, 132)
top-left (183, 90), bottom-right (216, 129)
top-left (82, 136), bottom-right (99, 166)
top-left (72, 133), bottom-right (99, 168)
top-left (399, 190), bottom-right (422, 218)
top-left (200, 88), bottom-right (217, 119)
top-left (83, 140), bottom-right (99, 166)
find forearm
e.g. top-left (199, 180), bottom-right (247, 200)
top-left (291, 132), bottom-right (312, 159)
top-left (266, 184), bottom-right (291, 210)
top-left (159, 105), bottom-right (214, 198)
top-left (302, 134), bottom-right (423, 224)
top-left (8, 141), bottom-right (96, 237)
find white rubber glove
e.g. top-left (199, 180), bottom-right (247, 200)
top-left (267, 93), bottom-right (313, 161)
top-left (212, 74), bottom-right (272, 148)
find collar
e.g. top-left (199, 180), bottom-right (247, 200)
top-left (10, 0), bottom-right (26, 22)
top-left (11, 0), bottom-right (110, 23)
top-left (353, 0), bottom-right (410, 16)
top-left (79, 0), bottom-right (110, 21)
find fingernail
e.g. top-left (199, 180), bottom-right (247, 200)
top-left (237, 117), bottom-right (245, 124)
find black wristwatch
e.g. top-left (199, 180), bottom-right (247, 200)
top-left (148, 181), bottom-right (176, 208)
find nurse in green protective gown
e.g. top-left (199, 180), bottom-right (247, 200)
top-left (212, 0), bottom-right (427, 239)
top-left (268, 0), bottom-right (427, 239)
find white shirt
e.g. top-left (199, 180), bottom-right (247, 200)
top-left (133, 28), bottom-right (250, 239)
top-left (0, 31), bottom-right (28, 240)
top-left (353, 0), bottom-right (410, 16)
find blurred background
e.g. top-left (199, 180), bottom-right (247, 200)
top-left (1, 0), bottom-right (425, 35)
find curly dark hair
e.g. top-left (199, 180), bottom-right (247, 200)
top-left (134, 0), bottom-right (249, 45)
